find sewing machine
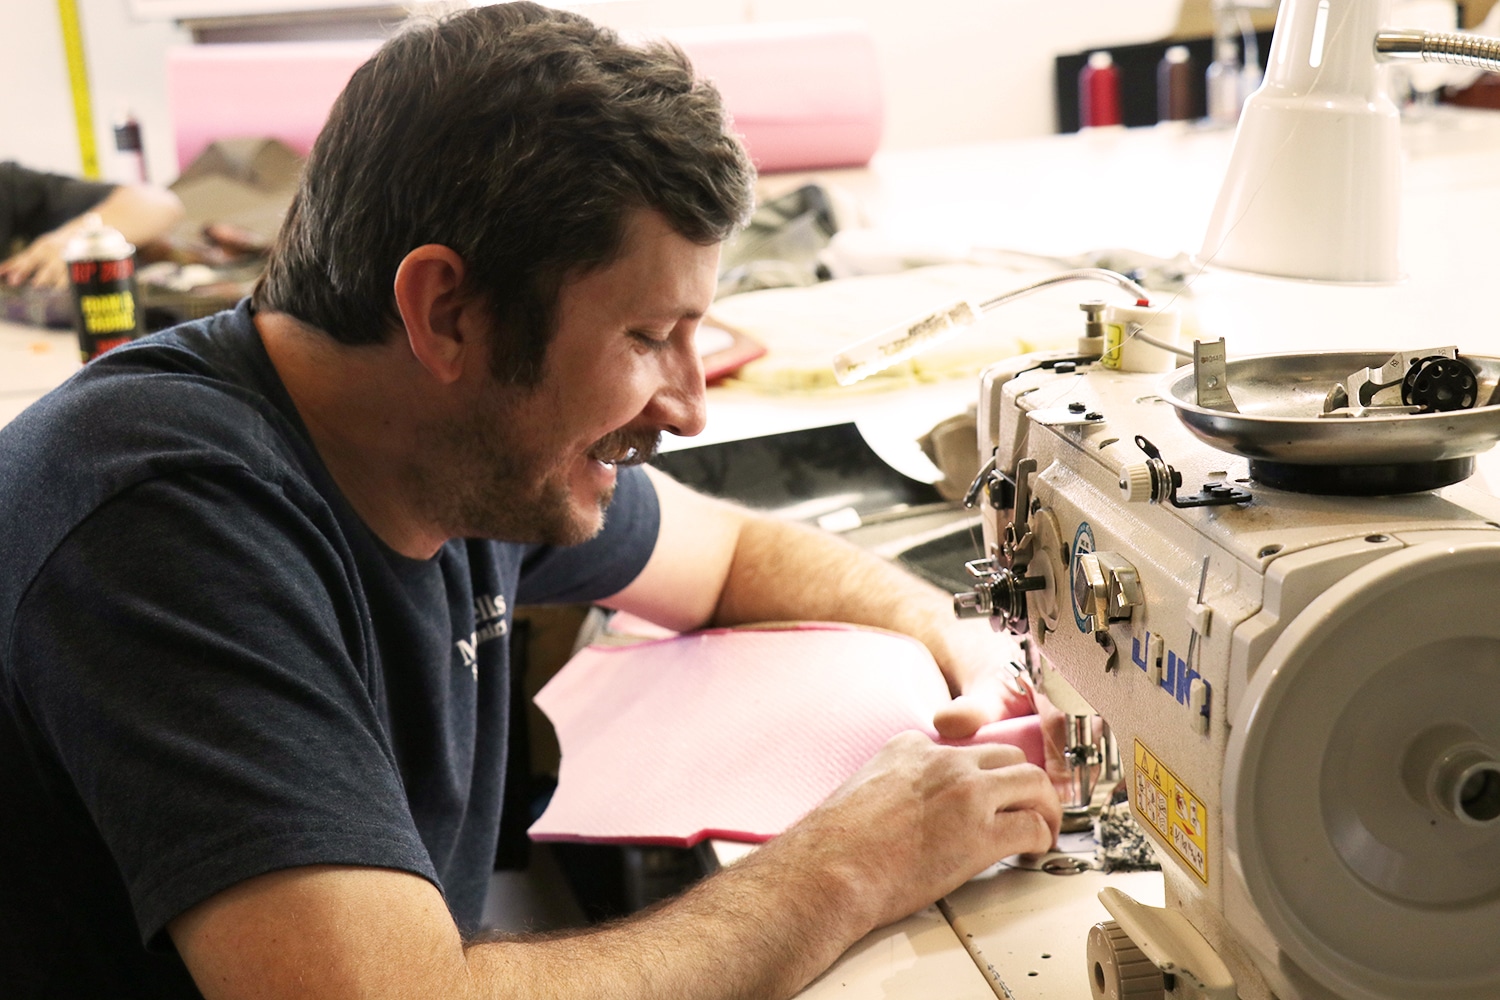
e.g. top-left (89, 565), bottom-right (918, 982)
top-left (955, 328), bottom-right (1500, 999)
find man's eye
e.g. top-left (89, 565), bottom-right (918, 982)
top-left (630, 329), bottom-right (671, 347)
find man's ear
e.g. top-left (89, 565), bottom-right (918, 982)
top-left (393, 244), bottom-right (484, 385)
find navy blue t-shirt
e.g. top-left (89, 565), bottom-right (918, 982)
top-left (0, 302), bottom-right (660, 998)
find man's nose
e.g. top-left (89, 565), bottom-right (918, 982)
top-left (648, 338), bottom-right (708, 438)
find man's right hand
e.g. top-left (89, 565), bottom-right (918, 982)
top-left (762, 730), bottom-right (1062, 934)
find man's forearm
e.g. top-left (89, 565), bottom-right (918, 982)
top-left (710, 513), bottom-right (956, 648)
top-left (174, 840), bottom-right (871, 1000)
top-left (176, 729), bottom-right (1058, 1000)
top-left (468, 831), bottom-right (869, 1000)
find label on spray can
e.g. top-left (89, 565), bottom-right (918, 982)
top-left (64, 215), bottom-right (143, 362)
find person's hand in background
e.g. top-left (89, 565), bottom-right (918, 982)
top-left (1, 183), bottom-right (183, 290)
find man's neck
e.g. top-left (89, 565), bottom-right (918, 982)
top-left (255, 310), bottom-right (450, 560)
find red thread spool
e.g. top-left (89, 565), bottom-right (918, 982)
top-left (1079, 51), bottom-right (1122, 128)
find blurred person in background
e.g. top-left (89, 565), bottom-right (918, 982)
top-left (0, 160), bottom-right (183, 290)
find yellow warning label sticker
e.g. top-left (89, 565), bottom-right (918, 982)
top-left (1133, 740), bottom-right (1209, 884)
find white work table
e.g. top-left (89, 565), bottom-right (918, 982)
top-left (711, 836), bottom-right (1164, 1000)
top-left (0, 320), bottom-right (78, 426)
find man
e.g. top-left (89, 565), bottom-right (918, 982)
top-left (0, 161), bottom-right (183, 289)
top-left (0, 5), bottom-right (1060, 998)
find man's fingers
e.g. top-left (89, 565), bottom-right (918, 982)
top-left (984, 761), bottom-right (1063, 846)
top-left (933, 692), bottom-right (994, 740)
top-left (935, 661), bottom-right (1039, 739)
top-left (937, 741), bottom-right (1063, 848)
top-left (968, 741), bottom-right (1026, 770)
top-left (989, 806), bottom-right (1059, 856)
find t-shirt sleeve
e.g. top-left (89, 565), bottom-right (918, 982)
top-left (1, 161), bottom-right (116, 245)
top-left (9, 468), bottom-right (438, 945)
top-left (515, 463), bottom-right (661, 605)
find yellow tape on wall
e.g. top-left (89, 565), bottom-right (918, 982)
top-left (57, 0), bottom-right (99, 179)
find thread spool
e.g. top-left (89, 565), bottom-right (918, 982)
top-left (1101, 303), bottom-right (1180, 373)
top-left (1079, 51), bottom-right (1122, 128)
top-left (1157, 45), bottom-right (1195, 122)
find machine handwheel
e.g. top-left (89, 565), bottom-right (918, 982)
top-left (1224, 541), bottom-right (1500, 1000)
top-left (1087, 920), bottom-right (1165, 1000)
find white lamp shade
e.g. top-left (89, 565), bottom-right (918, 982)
top-left (1201, 0), bottom-right (1403, 283)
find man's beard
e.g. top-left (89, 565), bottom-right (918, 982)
top-left (416, 387), bottom-right (661, 547)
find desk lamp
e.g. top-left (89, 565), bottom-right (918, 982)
top-left (1201, 0), bottom-right (1500, 283)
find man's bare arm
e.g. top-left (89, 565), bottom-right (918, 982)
top-left (608, 468), bottom-right (1033, 736)
top-left (171, 735), bottom-right (1060, 1000)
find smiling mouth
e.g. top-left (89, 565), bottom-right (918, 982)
top-left (588, 431), bottom-right (660, 468)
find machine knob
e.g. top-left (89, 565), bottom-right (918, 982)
top-left (952, 569), bottom-right (1046, 631)
top-left (1087, 920), bottom-right (1165, 1000)
top-left (1119, 462), bottom-right (1156, 503)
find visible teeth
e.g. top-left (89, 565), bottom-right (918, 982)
top-left (593, 448), bottom-right (637, 467)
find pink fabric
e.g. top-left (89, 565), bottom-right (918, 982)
top-left (665, 20), bottom-right (884, 172)
top-left (166, 22), bottom-right (882, 174)
top-left (529, 624), bottom-right (1042, 847)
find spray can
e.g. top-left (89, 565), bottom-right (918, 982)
top-left (64, 215), bottom-right (144, 363)
top-left (1079, 51), bottom-right (1122, 128)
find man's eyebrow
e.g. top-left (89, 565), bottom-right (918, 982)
top-left (637, 307), bottom-right (705, 325)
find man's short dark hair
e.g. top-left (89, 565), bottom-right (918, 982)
top-left (253, 2), bottom-right (755, 383)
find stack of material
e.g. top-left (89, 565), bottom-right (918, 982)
top-left (707, 263), bottom-right (1080, 393)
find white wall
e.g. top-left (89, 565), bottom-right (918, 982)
top-left (574, 0), bottom-right (1182, 149)
top-left (0, 1), bottom-right (86, 174)
top-left (0, 0), bottom-right (1183, 184)
top-left (1, 0), bottom-right (189, 182)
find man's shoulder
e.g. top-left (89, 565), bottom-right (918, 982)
top-left (7, 304), bottom-right (302, 474)
top-left (0, 306), bottom-right (328, 614)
